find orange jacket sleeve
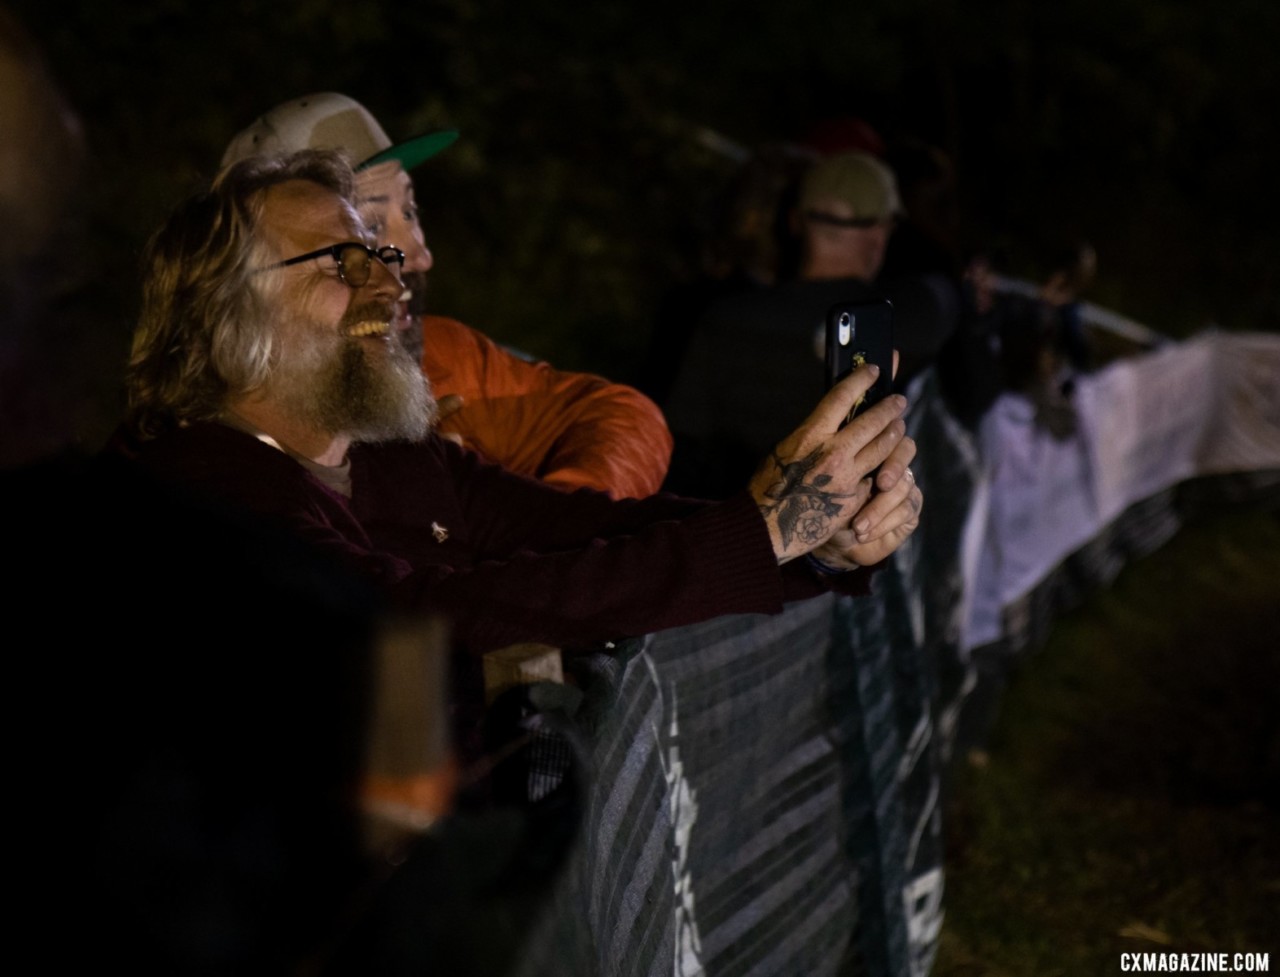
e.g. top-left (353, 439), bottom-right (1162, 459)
top-left (420, 316), bottom-right (673, 499)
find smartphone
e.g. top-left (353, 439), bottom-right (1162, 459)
top-left (824, 298), bottom-right (894, 425)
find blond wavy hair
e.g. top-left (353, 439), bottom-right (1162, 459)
top-left (125, 149), bottom-right (355, 437)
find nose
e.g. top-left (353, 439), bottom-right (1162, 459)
top-left (364, 253), bottom-right (404, 299)
top-left (400, 235), bottom-right (433, 274)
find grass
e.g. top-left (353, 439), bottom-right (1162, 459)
top-left (935, 506), bottom-right (1280, 976)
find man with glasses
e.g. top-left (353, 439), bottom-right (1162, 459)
top-left (118, 150), bottom-right (922, 656)
top-left (221, 92), bottom-right (671, 500)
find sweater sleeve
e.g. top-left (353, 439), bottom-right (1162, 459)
top-left (123, 424), bottom-right (872, 658)
top-left (381, 441), bottom-right (873, 653)
top-left (389, 471), bottom-right (788, 653)
top-left (421, 316), bottom-right (672, 499)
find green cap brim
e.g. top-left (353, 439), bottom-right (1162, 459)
top-left (360, 129), bottom-right (460, 171)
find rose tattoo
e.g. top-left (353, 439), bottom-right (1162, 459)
top-left (757, 447), bottom-right (857, 551)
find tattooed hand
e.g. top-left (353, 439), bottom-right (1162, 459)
top-left (810, 442), bottom-right (923, 571)
top-left (748, 363), bottom-right (915, 564)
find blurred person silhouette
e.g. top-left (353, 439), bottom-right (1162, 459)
top-left (1039, 239), bottom-right (1098, 376)
top-left (665, 151), bottom-right (940, 496)
top-left (16, 448), bottom-right (568, 975)
top-left (0, 5), bottom-right (95, 466)
top-left (934, 250), bottom-right (1008, 428)
top-left (1, 12), bottom-right (365, 969)
top-left (222, 93), bottom-right (671, 500)
top-left (937, 248), bottom-right (1080, 438)
top-left (3, 21), bottom-right (561, 970)
top-left (801, 125), bottom-right (962, 383)
top-left (875, 139), bottom-right (966, 382)
top-left (878, 138), bottom-right (964, 284)
top-left (794, 150), bottom-right (900, 283)
top-left (640, 142), bottom-right (810, 404)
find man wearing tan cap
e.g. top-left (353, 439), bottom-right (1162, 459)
top-left (794, 150), bottom-right (902, 284)
top-left (222, 93), bottom-right (671, 500)
top-left (662, 152), bottom-right (913, 496)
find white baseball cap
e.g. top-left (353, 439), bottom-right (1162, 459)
top-left (220, 92), bottom-right (458, 171)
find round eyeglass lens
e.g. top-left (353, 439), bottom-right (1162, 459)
top-left (337, 245), bottom-right (374, 287)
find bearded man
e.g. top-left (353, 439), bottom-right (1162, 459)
top-left (221, 92), bottom-right (671, 499)
top-left (118, 150), bottom-right (922, 656)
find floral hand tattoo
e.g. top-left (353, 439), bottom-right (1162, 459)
top-left (757, 447), bottom-right (857, 551)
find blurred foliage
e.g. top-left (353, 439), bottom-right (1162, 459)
top-left (8, 0), bottom-right (1280, 422)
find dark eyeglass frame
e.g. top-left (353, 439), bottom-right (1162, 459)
top-left (262, 242), bottom-right (406, 288)
top-left (803, 209), bottom-right (897, 230)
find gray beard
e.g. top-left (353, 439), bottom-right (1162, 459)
top-left (271, 327), bottom-right (437, 443)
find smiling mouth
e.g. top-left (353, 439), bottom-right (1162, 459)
top-left (347, 319), bottom-right (391, 338)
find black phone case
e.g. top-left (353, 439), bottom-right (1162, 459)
top-left (824, 299), bottom-right (894, 419)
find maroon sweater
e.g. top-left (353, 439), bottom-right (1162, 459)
top-left (124, 423), bottom-right (871, 653)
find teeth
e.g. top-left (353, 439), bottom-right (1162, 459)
top-left (348, 320), bottom-right (390, 338)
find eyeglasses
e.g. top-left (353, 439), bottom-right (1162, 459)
top-left (262, 242), bottom-right (406, 288)
top-left (804, 210), bottom-right (896, 230)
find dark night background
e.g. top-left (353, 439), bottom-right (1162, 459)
top-left (10, 0), bottom-right (1280, 453)
top-left (7, 4), bottom-right (1278, 970)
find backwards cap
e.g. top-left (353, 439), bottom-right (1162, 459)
top-left (220, 92), bottom-right (458, 171)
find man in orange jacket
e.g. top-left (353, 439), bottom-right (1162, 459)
top-left (222, 93), bottom-right (671, 499)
